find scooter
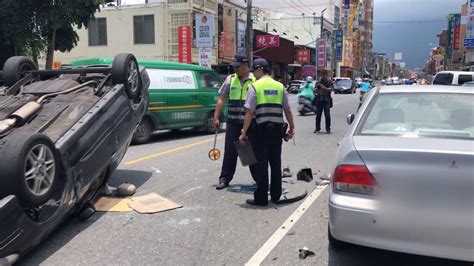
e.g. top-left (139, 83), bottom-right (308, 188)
top-left (297, 96), bottom-right (315, 115)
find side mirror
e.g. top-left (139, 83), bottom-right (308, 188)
top-left (347, 114), bottom-right (355, 125)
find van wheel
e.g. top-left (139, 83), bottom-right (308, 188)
top-left (132, 118), bottom-right (153, 145)
top-left (203, 112), bottom-right (215, 134)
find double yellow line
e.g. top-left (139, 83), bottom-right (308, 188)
top-left (125, 137), bottom-right (222, 165)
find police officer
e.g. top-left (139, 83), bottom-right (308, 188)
top-left (214, 55), bottom-right (257, 190)
top-left (239, 59), bottom-right (295, 206)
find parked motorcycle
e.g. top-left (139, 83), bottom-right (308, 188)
top-left (297, 96), bottom-right (315, 115)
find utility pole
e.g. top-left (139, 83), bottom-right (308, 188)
top-left (245, 0), bottom-right (253, 63)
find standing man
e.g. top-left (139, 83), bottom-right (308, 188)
top-left (239, 59), bottom-right (295, 206)
top-left (214, 55), bottom-right (256, 190)
top-left (314, 70), bottom-right (333, 134)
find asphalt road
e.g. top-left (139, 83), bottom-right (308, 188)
top-left (20, 92), bottom-right (471, 266)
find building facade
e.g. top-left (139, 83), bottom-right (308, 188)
top-left (54, 0), bottom-right (219, 65)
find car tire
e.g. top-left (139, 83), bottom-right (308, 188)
top-left (132, 118), bottom-right (153, 145)
top-left (0, 132), bottom-right (59, 208)
top-left (328, 224), bottom-right (350, 249)
top-left (112, 53), bottom-right (141, 100)
top-left (2, 56), bottom-right (37, 87)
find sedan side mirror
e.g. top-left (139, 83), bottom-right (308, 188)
top-left (347, 114), bottom-right (355, 125)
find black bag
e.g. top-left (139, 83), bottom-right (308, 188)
top-left (330, 97), bottom-right (333, 108)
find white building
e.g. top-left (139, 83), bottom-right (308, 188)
top-left (54, 0), bottom-right (219, 65)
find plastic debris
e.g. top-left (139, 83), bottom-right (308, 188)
top-left (299, 247), bottom-right (315, 259)
top-left (315, 179), bottom-right (330, 186)
top-left (282, 166), bottom-right (293, 178)
top-left (297, 168), bottom-right (313, 182)
top-left (123, 213), bottom-right (134, 225)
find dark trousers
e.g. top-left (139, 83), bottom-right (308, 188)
top-left (315, 101), bottom-right (331, 131)
top-left (218, 122), bottom-right (257, 184)
top-left (251, 125), bottom-right (283, 204)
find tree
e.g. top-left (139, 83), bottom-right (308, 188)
top-left (33, 0), bottom-right (105, 69)
top-left (0, 0), bottom-right (105, 69)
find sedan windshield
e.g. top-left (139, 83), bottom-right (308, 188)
top-left (359, 93), bottom-right (474, 139)
top-left (336, 80), bottom-right (352, 87)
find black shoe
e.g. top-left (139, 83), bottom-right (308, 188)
top-left (246, 199), bottom-right (268, 206)
top-left (326, 130), bottom-right (332, 134)
top-left (313, 129), bottom-right (320, 134)
top-left (216, 182), bottom-right (229, 190)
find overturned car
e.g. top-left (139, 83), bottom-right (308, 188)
top-left (0, 53), bottom-right (149, 263)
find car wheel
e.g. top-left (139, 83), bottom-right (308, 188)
top-left (2, 56), bottom-right (37, 87)
top-left (0, 132), bottom-right (59, 208)
top-left (132, 118), bottom-right (153, 145)
top-left (328, 224), bottom-right (350, 249)
top-left (112, 53), bottom-right (141, 100)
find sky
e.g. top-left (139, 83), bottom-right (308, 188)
top-left (373, 0), bottom-right (465, 69)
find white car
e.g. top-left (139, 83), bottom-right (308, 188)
top-left (432, 71), bottom-right (474, 86)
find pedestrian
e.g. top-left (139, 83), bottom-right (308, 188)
top-left (239, 59), bottom-right (295, 206)
top-left (314, 70), bottom-right (333, 134)
top-left (214, 55), bottom-right (257, 190)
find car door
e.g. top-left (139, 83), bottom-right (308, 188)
top-left (195, 71), bottom-right (223, 123)
top-left (158, 69), bottom-right (198, 128)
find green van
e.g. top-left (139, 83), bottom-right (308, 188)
top-left (72, 58), bottom-right (226, 144)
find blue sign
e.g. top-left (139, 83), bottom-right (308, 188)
top-left (464, 38), bottom-right (474, 48)
top-left (335, 29), bottom-right (343, 61)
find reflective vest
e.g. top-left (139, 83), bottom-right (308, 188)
top-left (253, 77), bottom-right (285, 126)
top-left (228, 74), bottom-right (255, 123)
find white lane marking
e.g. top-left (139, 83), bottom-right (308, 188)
top-left (245, 186), bottom-right (328, 266)
top-left (183, 186), bottom-right (203, 195)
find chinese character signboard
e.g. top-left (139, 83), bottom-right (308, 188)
top-left (256, 35), bottom-right (280, 48)
top-left (317, 38), bottom-right (326, 67)
top-left (296, 49), bottom-right (310, 64)
top-left (219, 31), bottom-right (235, 59)
top-left (178, 26), bottom-right (192, 64)
top-left (237, 21), bottom-right (246, 55)
top-left (453, 15), bottom-right (461, 50)
top-left (199, 48), bottom-right (212, 68)
top-left (196, 14), bottom-right (214, 48)
top-left (335, 29), bottom-right (343, 62)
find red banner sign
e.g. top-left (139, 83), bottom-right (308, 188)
top-left (256, 34), bottom-right (280, 48)
top-left (453, 16), bottom-right (461, 50)
top-left (317, 38), bottom-right (326, 67)
top-left (178, 26), bottom-right (192, 64)
top-left (296, 49), bottom-right (310, 64)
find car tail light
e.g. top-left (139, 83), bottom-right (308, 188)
top-left (333, 165), bottom-right (378, 195)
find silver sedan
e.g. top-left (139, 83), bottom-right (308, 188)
top-left (328, 85), bottom-right (474, 262)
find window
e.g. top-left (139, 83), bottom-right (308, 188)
top-left (134, 15), bottom-right (155, 44)
top-left (88, 18), bottom-right (107, 46)
top-left (458, 74), bottom-right (472, 85)
top-left (433, 73), bottom-right (453, 85)
top-left (358, 93), bottom-right (474, 139)
top-left (199, 72), bottom-right (221, 88)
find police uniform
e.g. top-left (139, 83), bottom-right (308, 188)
top-left (217, 72), bottom-right (256, 187)
top-left (245, 74), bottom-right (290, 205)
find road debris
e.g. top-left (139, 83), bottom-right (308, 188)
top-left (299, 247), bottom-right (315, 259)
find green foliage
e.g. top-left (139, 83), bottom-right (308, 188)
top-left (0, 0), bottom-right (106, 67)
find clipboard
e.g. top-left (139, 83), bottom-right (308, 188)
top-left (233, 139), bottom-right (257, 166)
